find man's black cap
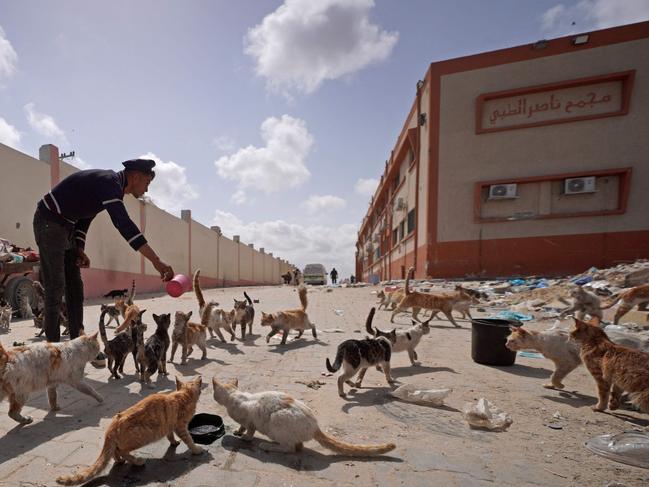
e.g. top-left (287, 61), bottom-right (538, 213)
top-left (122, 158), bottom-right (156, 173)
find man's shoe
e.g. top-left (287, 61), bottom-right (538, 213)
top-left (91, 351), bottom-right (107, 368)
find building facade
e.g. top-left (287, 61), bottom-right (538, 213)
top-left (356, 21), bottom-right (649, 281)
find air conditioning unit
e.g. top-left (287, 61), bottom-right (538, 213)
top-left (488, 183), bottom-right (517, 200)
top-left (564, 176), bottom-right (596, 195)
top-left (372, 234), bottom-right (380, 243)
top-left (394, 197), bottom-right (407, 211)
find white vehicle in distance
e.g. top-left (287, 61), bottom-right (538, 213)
top-left (303, 263), bottom-right (327, 285)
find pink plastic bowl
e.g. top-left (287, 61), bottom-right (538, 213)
top-left (166, 274), bottom-right (192, 298)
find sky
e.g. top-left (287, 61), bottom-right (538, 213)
top-left (1, 0), bottom-right (648, 279)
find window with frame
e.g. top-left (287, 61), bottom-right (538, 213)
top-left (392, 228), bottom-right (398, 246)
top-left (398, 220), bottom-right (405, 241)
top-left (407, 209), bottom-right (416, 234)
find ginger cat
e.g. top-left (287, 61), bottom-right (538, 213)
top-left (430, 285), bottom-right (480, 321)
top-left (601, 283), bottom-right (649, 325)
top-left (260, 285), bottom-right (317, 344)
top-left (56, 376), bottom-right (204, 485)
top-left (376, 288), bottom-right (404, 310)
top-left (390, 268), bottom-right (469, 326)
top-left (170, 310), bottom-right (207, 364)
top-left (570, 318), bottom-right (649, 412)
top-left (114, 280), bottom-right (140, 333)
top-left (0, 334), bottom-right (103, 424)
top-left (212, 377), bottom-right (396, 455)
top-left (193, 268), bottom-right (237, 341)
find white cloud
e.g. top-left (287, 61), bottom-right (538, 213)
top-left (215, 114), bottom-right (313, 195)
top-left (24, 102), bottom-right (69, 146)
top-left (541, 0), bottom-right (649, 36)
top-left (213, 209), bottom-right (357, 279)
top-left (231, 189), bottom-right (250, 205)
top-left (304, 194), bottom-right (346, 214)
top-left (245, 0), bottom-right (399, 94)
top-left (354, 177), bottom-right (378, 196)
top-left (139, 152), bottom-right (199, 215)
top-left (212, 135), bottom-right (236, 153)
top-left (0, 26), bottom-right (18, 82)
top-left (0, 117), bottom-right (21, 149)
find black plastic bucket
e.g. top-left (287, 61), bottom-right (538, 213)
top-left (471, 318), bottom-right (522, 366)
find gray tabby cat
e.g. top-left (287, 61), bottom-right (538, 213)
top-left (326, 309), bottom-right (397, 398)
top-left (560, 285), bottom-right (604, 322)
top-left (0, 302), bottom-right (11, 332)
top-left (233, 292), bottom-right (255, 339)
top-left (99, 308), bottom-right (141, 379)
top-left (137, 313), bottom-right (171, 386)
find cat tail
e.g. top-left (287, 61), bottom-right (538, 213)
top-left (298, 285), bottom-right (308, 311)
top-left (127, 280), bottom-right (136, 306)
top-left (365, 307), bottom-right (377, 336)
top-left (56, 423), bottom-right (117, 485)
top-left (599, 292), bottom-right (622, 310)
top-left (243, 291), bottom-right (253, 306)
top-left (193, 269), bottom-right (205, 310)
top-left (98, 310), bottom-right (109, 347)
top-left (326, 347), bottom-right (344, 372)
top-left (314, 429), bottom-right (395, 456)
top-left (405, 267), bottom-right (415, 295)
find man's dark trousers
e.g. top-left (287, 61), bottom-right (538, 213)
top-left (33, 209), bottom-right (84, 342)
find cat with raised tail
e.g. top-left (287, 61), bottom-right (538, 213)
top-left (56, 376), bottom-right (203, 485)
top-left (260, 285), bottom-right (317, 344)
top-left (366, 308), bottom-right (430, 366)
top-left (114, 280), bottom-right (139, 333)
top-left (212, 377), bottom-right (396, 455)
top-left (327, 308), bottom-right (396, 398)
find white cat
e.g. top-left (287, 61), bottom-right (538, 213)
top-left (200, 302), bottom-right (236, 342)
top-left (367, 313), bottom-right (430, 365)
top-left (0, 333), bottom-right (103, 424)
top-left (212, 377), bottom-right (396, 455)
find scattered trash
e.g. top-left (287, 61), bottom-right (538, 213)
top-left (12, 341), bottom-right (25, 346)
top-left (321, 372), bottom-right (333, 377)
top-left (321, 328), bottom-right (345, 333)
top-left (390, 384), bottom-right (452, 406)
top-left (296, 380), bottom-right (326, 390)
top-left (463, 398), bottom-right (513, 431)
top-left (552, 411), bottom-right (565, 419)
top-left (510, 278), bottom-right (527, 286)
top-left (585, 431), bottom-right (649, 469)
top-left (493, 310), bottom-right (533, 321)
top-left (253, 299), bottom-right (260, 303)
top-left (517, 351), bottom-right (544, 359)
top-left (546, 422), bottom-right (564, 430)
top-left (333, 309), bottom-right (344, 316)
top-left (573, 275), bottom-right (594, 285)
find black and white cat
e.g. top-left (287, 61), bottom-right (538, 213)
top-left (366, 312), bottom-right (430, 366)
top-left (326, 308), bottom-right (396, 398)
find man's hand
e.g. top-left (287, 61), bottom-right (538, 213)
top-left (76, 248), bottom-right (90, 268)
top-left (153, 259), bottom-right (174, 282)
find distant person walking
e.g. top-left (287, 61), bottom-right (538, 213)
top-left (293, 268), bottom-right (301, 286)
top-left (330, 267), bottom-right (338, 285)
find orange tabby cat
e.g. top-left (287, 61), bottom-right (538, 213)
top-left (570, 318), bottom-right (649, 413)
top-left (169, 311), bottom-right (208, 364)
top-left (56, 376), bottom-right (204, 485)
top-left (114, 280), bottom-right (140, 333)
top-left (260, 285), bottom-right (317, 344)
top-left (600, 283), bottom-right (649, 325)
top-left (390, 268), bottom-right (469, 327)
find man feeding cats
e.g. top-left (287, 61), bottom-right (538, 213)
top-left (33, 158), bottom-right (175, 346)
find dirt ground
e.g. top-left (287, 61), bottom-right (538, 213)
top-left (0, 284), bottom-right (648, 486)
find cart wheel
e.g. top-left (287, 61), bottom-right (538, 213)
top-left (4, 276), bottom-right (35, 318)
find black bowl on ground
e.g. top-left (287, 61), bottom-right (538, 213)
top-left (188, 413), bottom-right (225, 445)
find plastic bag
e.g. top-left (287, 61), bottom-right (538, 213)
top-left (494, 310), bottom-right (533, 321)
top-left (585, 431), bottom-right (649, 469)
top-left (390, 384), bottom-right (452, 406)
top-left (463, 398), bottom-right (513, 431)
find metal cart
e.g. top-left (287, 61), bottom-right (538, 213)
top-left (0, 261), bottom-right (39, 318)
